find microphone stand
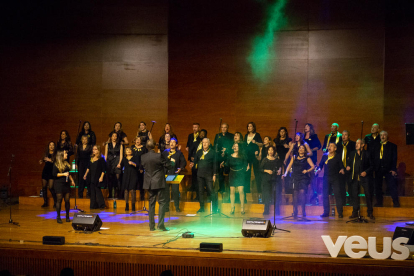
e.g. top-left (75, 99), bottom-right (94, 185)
top-left (6, 154), bottom-right (19, 226)
top-left (272, 176), bottom-right (290, 234)
top-left (346, 210), bottom-right (371, 223)
top-left (72, 120), bottom-right (84, 213)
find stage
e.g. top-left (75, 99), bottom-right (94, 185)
top-left (0, 198), bottom-right (413, 276)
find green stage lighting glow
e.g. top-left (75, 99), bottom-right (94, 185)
top-left (247, 0), bottom-right (288, 82)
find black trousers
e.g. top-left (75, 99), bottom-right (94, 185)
top-left (148, 188), bottom-right (167, 230)
top-left (262, 175), bottom-right (281, 214)
top-left (167, 184), bottom-right (180, 210)
top-left (352, 177), bottom-right (373, 215)
top-left (198, 175), bottom-right (217, 211)
top-left (90, 183), bottom-right (105, 209)
top-left (375, 169), bottom-right (399, 205)
top-left (339, 172), bottom-right (351, 204)
top-left (322, 176), bottom-right (343, 215)
top-left (190, 167), bottom-right (199, 197)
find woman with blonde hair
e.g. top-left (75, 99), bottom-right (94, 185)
top-left (53, 150), bottom-right (75, 223)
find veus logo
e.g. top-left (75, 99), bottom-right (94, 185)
top-left (322, 235), bottom-right (410, 260)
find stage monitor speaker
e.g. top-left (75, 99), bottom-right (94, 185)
top-left (241, 219), bottom-right (272, 238)
top-left (43, 236), bottom-right (65, 245)
top-left (200, 242), bottom-right (223, 252)
top-left (393, 227), bottom-right (414, 244)
top-left (406, 123), bottom-right (414, 145)
top-left (72, 213), bottom-right (102, 232)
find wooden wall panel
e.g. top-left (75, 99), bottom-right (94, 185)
top-left (169, 0), bottom-right (414, 179)
top-left (0, 1), bottom-right (168, 196)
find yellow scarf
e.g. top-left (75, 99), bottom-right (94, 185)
top-left (200, 148), bottom-right (210, 160)
top-left (193, 132), bottom-right (199, 142)
top-left (342, 141), bottom-right (348, 167)
top-left (168, 150), bottom-right (176, 159)
top-left (325, 153), bottom-right (335, 165)
top-left (327, 131), bottom-right (340, 149)
top-left (380, 141), bottom-right (387, 159)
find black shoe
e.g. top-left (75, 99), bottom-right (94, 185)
top-left (338, 214), bottom-right (343, 218)
top-left (132, 205), bottom-right (136, 212)
top-left (368, 214), bottom-right (375, 220)
top-left (66, 218), bottom-right (70, 222)
top-left (394, 202), bottom-right (400, 208)
top-left (197, 208), bottom-right (204, 213)
top-left (349, 213), bottom-right (358, 219)
top-left (150, 228), bottom-right (156, 231)
top-left (41, 202), bottom-right (48, 208)
top-left (125, 203), bottom-right (129, 212)
top-left (158, 226), bottom-right (170, 231)
top-left (374, 203), bottom-right (383, 207)
top-left (57, 218), bottom-right (63, 224)
top-left (320, 213), bottom-right (329, 218)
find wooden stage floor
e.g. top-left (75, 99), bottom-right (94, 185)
top-left (1, 200), bottom-right (414, 275)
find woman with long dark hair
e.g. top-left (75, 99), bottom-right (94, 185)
top-left (274, 127), bottom-right (292, 194)
top-left (158, 133), bottom-right (171, 153)
top-left (105, 132), bottom-right (123, 198)
top-left (53, 150), bottom-right (75, 223)
top-left (244, 122), bottom-right (263, 198)
top-left (76, 135), bottom-right (92, 198)
top-left (57, 130), bottom-right (74, 161)
top-left (283, 144), bottom-right (315, 218)
top-left (221, 142), bottom-right (249, 215)
top-left (75, 121), bottom-right (96, 146)
top-left (83, 145), bottom-right (106, 209)
top-left (285, 132), bottom-right (312, 160)
top-left (131, 136), bottom-right (148, 201)
top-left (304, 123), bottom-right (321, 204)
top-left (158, 123), bottom-right (178, 147)
top-left (107, 122), bottom-right (128, 146)
top-left (121, 147), bottom-right (139, 212)
top-left (137, 121), bottom-right (153, 146)
top-left (260, 146), bottom-right (282, 215)
top-left (39, 142), bottom-right (57, 208)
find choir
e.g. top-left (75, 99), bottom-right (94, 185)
top-left (40, 121), bottom-right (399, 224)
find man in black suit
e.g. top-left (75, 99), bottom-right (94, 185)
top-left (322, 123), bottom-right (343, 152)
top-left (141, 139), bottom-right (172, 231)
top-left (339, 130), bottom-right (356, 205)
top-left (190, 138), bottom-right (217, 213)
top-left (213, 123), bottom-right (234, 193)
top-left (364, 123), bottom-right (381, 203)
top-left (316, 143), bottom-right (345, 218)
top-left (364, 123), bottom-right (381, 152)
top-left (372, 131), bottom-right (399, 207)
top-left (162, 138), bottom-right (187, 213)
top-left (346, 139), bottom-right (374, 219)
top-left (186, 123), bottom-right (200, 200)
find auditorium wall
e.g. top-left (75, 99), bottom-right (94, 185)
top-left (169, 0), bottom-right (414, 180)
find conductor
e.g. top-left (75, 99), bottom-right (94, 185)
top-left (141, 139), bottom-right (172, 231)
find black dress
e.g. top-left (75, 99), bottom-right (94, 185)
top-left (292, 156), bottom-right (310, 191)
top-left (304, 134), bottom-right (321, 165)
top-left (76, 145), bottom-right (92, 197)
top-left (88, 157), bottom-right (106, 209)
top-left (121, 156), bottom-right (139, 190)
top-left (138, 130), bottom-right (150, 146)
top-left (52, 164), bottom-right (71, 194)
top-left (274, 137), bottom-right (292, 163)
top-left (41, 154), bottom-right (54, 180)
top-left (107, 142), bottom-right (122, 174)
top-left (227, 156), bottom-right (248, 187)
top-left (244, 133), bottom-right (263, 193)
